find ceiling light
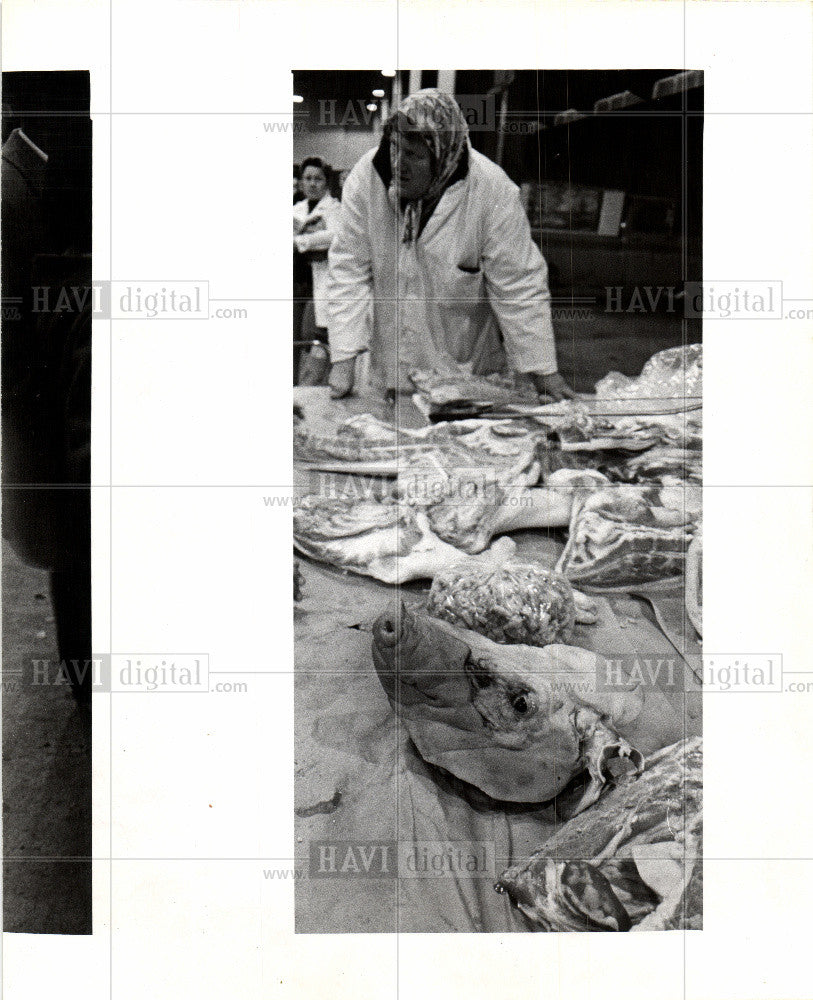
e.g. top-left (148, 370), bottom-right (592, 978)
top-left (372, 88), bottom-right (385, 98)
top-left (366, 102), bottom-right (378, 112)
top-left (380, 70), bottom-right (396, 78)
top-left (293, 95), bottom-right (304, 104)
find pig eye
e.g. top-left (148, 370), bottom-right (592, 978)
top-left (511, 691), bottom-right (531, 715)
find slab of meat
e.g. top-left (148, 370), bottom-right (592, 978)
top-left (295, 411), bottom-right (547, 479)
top-left (556, 485), bottom-right (701, 589)
top-left (533, 339), bottom-right (702, 455)
top-left (552, 402), bottom-right (702, 453)
top-left (599, 446), bottom-right (702, 486)
top-left (496, 737), bottom-right (702, 931)
top-left (397, 443), bottom-right (607, 553)
top-left (294, 413), bottom-right (431, 468)
top-left (395, 441), bottom-right (539, 553)
top-left (409, 369), bottom-right (538, 408)
top-left (293, 493), bottom-right (518, 584)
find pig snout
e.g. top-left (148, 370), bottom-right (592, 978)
top-left (373, 601), bottom-right (408, 651)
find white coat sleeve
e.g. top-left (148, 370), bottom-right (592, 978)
top-left (480, 184), bottom-right (558, 376)
top-left (324, 173), bottom-right (373, 363)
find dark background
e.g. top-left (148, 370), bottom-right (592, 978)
top-left (293, 70), bottom-right (701, 225)
top-left (3, 70), bottom-right (92, 255)
top-left (2, 69), bottom-right (92, 935)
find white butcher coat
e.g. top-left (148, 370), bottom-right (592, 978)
top-left (294, 192), bottom-right (341, 328)
top-left (325, 147), bottom-right (558, 390)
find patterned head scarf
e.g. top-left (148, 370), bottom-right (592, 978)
top-left (384, 88), bottom-right (470, 244)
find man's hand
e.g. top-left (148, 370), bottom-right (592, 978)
top-left (530, 371), bottom-right (578, 401)
top-left (329, 358), bottom-right (356, 399)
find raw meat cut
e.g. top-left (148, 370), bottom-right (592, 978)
top-left (600, 446), bottom-right (702, 486)
top-left (294, 468), bottom-right (607, 584)
top-left (293, 493), bottom-right (519, 584)
top-left (295, 411), bottom-right (546, 478)
top-left (294, 412), bottom-right (431, 467)
top-left (552, 402), bottom-right (702, 453)
top-left (556, 485), bottom-right (701, 588)
top-left (409, 369), bottom-right (538, 408)
top-left (533, 343), bottom-right (703, 455)
top-left (395, 444), bottom-right (540, 554)
top-left (398, 453), bottom-right (607, 554)
top-left (495, 737), bottom-right (702, 931)
top-left (294, 494), bottom-right (457, 583)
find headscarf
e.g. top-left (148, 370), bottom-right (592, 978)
top-left (384, 89), bottom-right (470, 244)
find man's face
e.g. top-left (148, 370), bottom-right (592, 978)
top-left (301, 166), bottom-right (327, 202)
top-left (390, 133), bottom-right (433, 200)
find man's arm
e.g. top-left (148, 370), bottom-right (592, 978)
top-left (480, 182), bottom-right (576, 399)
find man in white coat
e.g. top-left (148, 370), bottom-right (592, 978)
top-left (325, 89), bottom-right (576, 401)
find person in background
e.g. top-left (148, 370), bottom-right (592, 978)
top-left (293, 163), bottom-right (305, 204)
top-left (292, 163), bottom-right (311, 378)
top-left (325, 89), bottom-right (576, 401)
top-left (293, 156), bottom-right (341, 384)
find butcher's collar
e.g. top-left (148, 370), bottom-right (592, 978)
top-left (371, 133), bottom-right (469, 197)
top-left (1, 128), bottom-right (48, 195)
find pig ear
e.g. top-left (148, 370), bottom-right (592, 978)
top-left (584, 687), bottom-right (644, 729)
top-left (544, 643), bottom-right (598, 671)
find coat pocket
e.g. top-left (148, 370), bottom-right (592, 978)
top-left (446, 265), bottom-right (484, 303)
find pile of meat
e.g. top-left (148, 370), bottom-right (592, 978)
top-left (528, 344), bottom-right (702, 485)
top-left (496, 736), bottom-right (702, 931)
top-left (294, 346), bottom-right (702, 590)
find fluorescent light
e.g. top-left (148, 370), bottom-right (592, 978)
top-left (380, 69), bottom-right (396, 78)
top-left (293, 94), bottom-right (304, 104)
top-left (372, 88), bottom-right (385, 98)
top-left (366, 102), bottom-right (378, 112)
